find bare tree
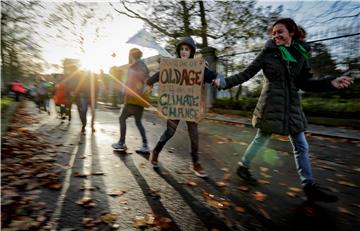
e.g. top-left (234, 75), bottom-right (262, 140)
top-left (1, 1), bottom-right (44, 87)
top-left (110, 0), bottom-right (282, 55)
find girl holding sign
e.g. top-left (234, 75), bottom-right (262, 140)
top-left (214, 18), bottom-right (353, 202)
top-left (147, 37), bottom-right (224, 177)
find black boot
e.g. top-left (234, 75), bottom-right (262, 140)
top-left (236, 165), bottom-right (258, 185)
top-left (303, 183), bottom-right (338, 203)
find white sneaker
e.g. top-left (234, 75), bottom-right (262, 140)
top-left (191, 162), bottom-right (208, 178)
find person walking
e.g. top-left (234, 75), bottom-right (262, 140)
top-left (147, 37), bottom-right (224, 178)
top-left (112, 48), bottom-right (151, 153)
top-left (73, 71), bottom-right (98, 133)
top-left (214, 18), bottom-right (353, 202)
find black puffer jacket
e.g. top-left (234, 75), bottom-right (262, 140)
top-left (225, 39), bottom-right (336, 135)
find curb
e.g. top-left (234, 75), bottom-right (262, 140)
top-left (204, 116), bottom-right (360, 141)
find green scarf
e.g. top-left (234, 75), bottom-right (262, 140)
top-left (278, 42), bottom-right (309, 63)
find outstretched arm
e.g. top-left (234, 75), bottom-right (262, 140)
top-left (146, 71), bottom-right (160, 86)
top-left (213, 50), bottom-right (264, 89)
top-left (331, 76), bottom-right (354, 89)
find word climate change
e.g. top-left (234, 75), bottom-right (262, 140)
top-left (159, 94), bottom-right (199, 120)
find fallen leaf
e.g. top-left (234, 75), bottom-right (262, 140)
top-left (82, 217), bottom-right (95, 228)
top-left (155, 216), bottom-right (173, 229)
top-left (258, 179), bottom-right (270, 184)
top-left (202, 192), bottom-right (230, 209)
top-left (338, 207), bottom-right (355, 216)
top-left (234, 206), bottom-right (246, 213)
top-left (223, 173), bottom-right (231, 181)
top-left (108, 190), bottom-right (126, 197)
top-left (253, 191), bottom-right (267, 202)
top-left (221, 168), bottom-right (229, 173)
top-left (338, 181), bottom-right (359, 188)
top-left (288, 187), bottom-right (302, 193)
top-left (286, 192), bottom-right (297, 198)
top-left (77, 197), bottom-right (96, 207)
top-left (140, 163), bottom-right (146, 168)
top-left (216, 181), bottom-right (226, 187)
top-left (238, 186), bottom-right (249, 192)
top-left (259, 167), bottom-right (269, 172)
top-left (119, 200), bottom-right (128, 205)
top-left (101, 213), bottom-right (118, 225)
top-left (187, 181), bottom-right (197, 187)
top-left (260, 172), bottom-right (272, 178)
top-left (48, 183), bottom-right (62, 190)
top-left (133, 215), bottom-right (149, 228)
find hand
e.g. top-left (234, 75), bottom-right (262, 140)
top-left (212, 74), bottom-right (226, 89)
top-left (331, 76), bottom-right (354, 89)
top-left (212, 78), bottom-right (220, 87)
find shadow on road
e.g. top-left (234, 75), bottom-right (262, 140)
top-left (115, 152), bottom-right (182, 231)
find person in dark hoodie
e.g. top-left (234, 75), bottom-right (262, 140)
top-left (214, 18), bottom-right (353, 202)
top-left (147, 36), bottom-right (224, 178)
top-left (112, 48), bottom-right (150, 153)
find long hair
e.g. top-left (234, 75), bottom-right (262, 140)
top-left (272, 18), bottom-right (301, 40)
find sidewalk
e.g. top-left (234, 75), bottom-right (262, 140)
top-left (205, 112), bottom-right (360, 141)
top-left (134, 103), bottom-right (360, 141)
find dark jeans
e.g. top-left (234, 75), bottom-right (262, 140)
top-left (119, 104), bottom-right (147, 144)
top-left (76, 96), bottom-right (95, 128)
top-left (154, 120), bottom-right (199, 163)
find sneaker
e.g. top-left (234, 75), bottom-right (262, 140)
top-left (191, 162), bottom-right (208, 178)
top-left (149, 151), bottom-right (159, 168)
top-left (81, 126), bottom-right (86, 134)
top-left (303, 183), bottom-right (338, 203)
top-left (112, 142), bottom-right (127, 151)
top-left (236, 165), bottom-right (258, 185)
top-left (136, 144), bottom-right (150, 153)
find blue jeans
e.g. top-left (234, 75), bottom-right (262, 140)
top-left (241, 129), bottom-right (314, 185)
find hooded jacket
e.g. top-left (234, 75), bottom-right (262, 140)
top-left (147, 36), bottom-right (217, 86)
top-left (224, 39), bottom-right (336, 135)
top-left (176, 37), bottom-right (196, 58)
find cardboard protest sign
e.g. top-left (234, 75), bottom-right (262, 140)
top-left (158, 58), bottom-right (206, 122)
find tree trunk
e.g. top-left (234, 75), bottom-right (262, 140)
top-left (198, 1), bottom-right (208, 47)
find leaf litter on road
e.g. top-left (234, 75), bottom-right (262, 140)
top-left (202, 192), bottom-right (231, 209)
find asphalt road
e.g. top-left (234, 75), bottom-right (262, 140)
top-left (6, 101), bottom-right (359, 231)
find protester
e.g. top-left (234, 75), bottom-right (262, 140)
top-left (73, 71), bottom-right (98, 133)
top-left (147, 37), bottom-right (224, 178)
top-left (112, 48), bottom-right (151, 153)
top-left (36, 77), bottom-right (51, 115)
top-left (9, 80), bottom-right (27, 101)
top-left (214, 18), bottom-right (353, 202)
top-left (54, 75), bottom-right (71, 121)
